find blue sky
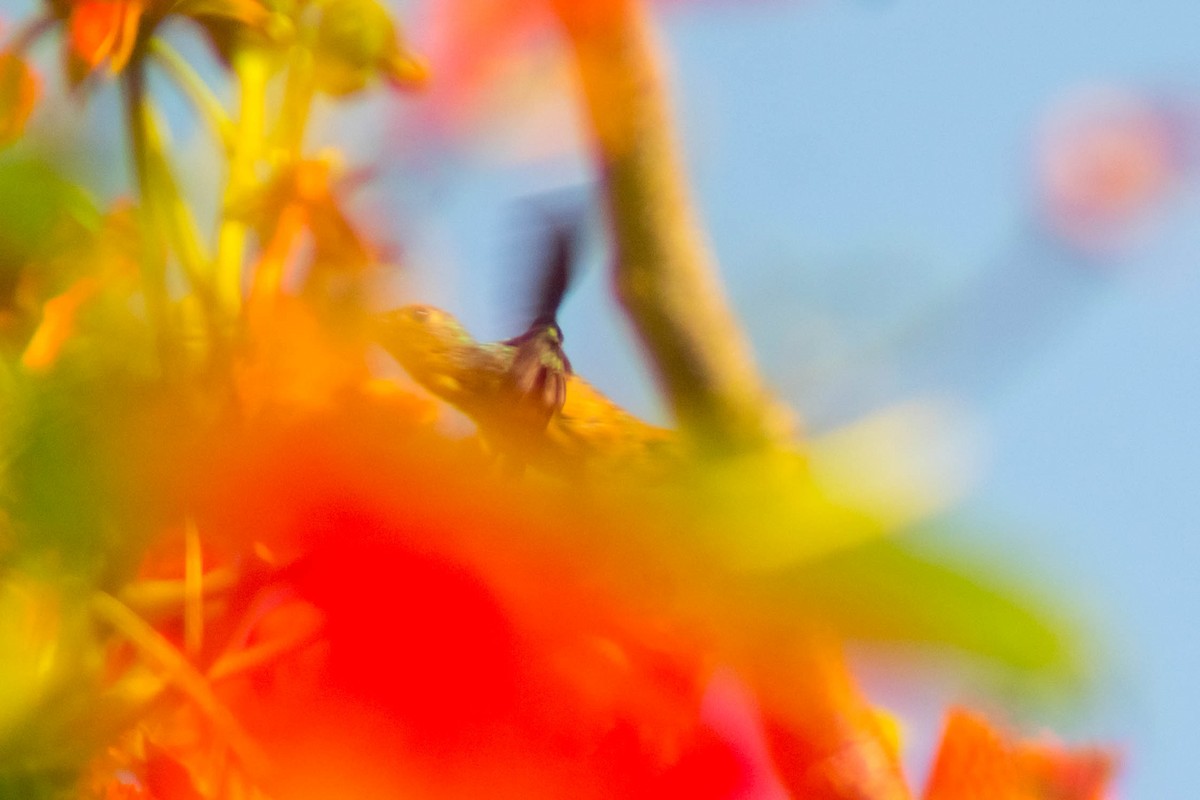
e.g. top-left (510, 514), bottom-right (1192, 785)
top-left (399, 1), bottom-right (1200, 795)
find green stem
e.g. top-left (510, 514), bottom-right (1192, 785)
top-left (273, 42), bottom-right (316, 157)
top-left (123, 64), bottom-right (174, 366)
top-left (149, 38), bottom-right (236, 150)
top-left (142, 98), bottom-right (213, 289)
top-left (215, 47), bottom-right (272, 316)
top-left (126, 56), bottom-right (222, 370)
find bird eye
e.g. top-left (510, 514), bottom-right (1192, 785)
top-left (410, 307), bottom-right (430, 322)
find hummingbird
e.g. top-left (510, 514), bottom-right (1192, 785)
top-left (374, 202), bottom-right (676, 475)
top-left (495, 209), bottom-right (577, 433)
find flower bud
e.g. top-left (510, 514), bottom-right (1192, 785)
top-left (313, 0), bottom-right (425, 96)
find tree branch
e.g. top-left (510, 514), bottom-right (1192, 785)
top-left (551, 1), bottom-right (794, 455)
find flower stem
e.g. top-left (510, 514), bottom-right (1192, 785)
top-left (148, 38), bottom-right (235, 150)
top-left (273, 40), bottom-right (317, 157)
top-left (142, 100), bottom-right (214, 288)
top-left (4, 12), bottom-right (55, 53)
top-left (124, 55), bottom-right (218, 356)
top-left (215, 46), bottom-right (272, 316)
top-left (123, 63), bottom-right (174, 366)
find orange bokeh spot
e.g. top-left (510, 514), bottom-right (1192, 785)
top-left (1038, 88), bottom-right (1184, 252)
top-left (411, 0), bottom-right (728, 146)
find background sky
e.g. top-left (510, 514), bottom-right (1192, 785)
top-left (384, 1), bottom-right (1200, 796)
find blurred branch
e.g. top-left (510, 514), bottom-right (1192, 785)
top-left (551, 1), bottom-right (793, 455)
top-left (3, 12), bottom-right (55, 53)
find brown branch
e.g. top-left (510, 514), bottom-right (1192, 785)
top-left (551, 1), bottom-right (794, 455)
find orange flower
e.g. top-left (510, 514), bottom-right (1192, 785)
top-left (249, 159), bottom-right (376, 283)
top-left (235, 159), bottom-right (379, 416)
top-left (66, 0), bottom-right (144, 81)
top-left (176, 403), bottom-right (932, 799)
top-left (924, 708), bottom-right (1116, 800)
top-left (183, 415), bottom-right (696, 796)
top-left (52, 0), bottom-right (270, 84)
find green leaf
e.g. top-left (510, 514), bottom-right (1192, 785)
top-left (759, 537), bottom-right (1081, 680)
top-left (0, 157), bottom-right (100, 271)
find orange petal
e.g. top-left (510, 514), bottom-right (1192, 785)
top-left (923, 710), bottom-right (1010, 800)
top-left (70, 1), bottom-right (124, 69)
top-left (923, 708), bottom-right (1117, 800)
top-left (68, 0), bottom-right (144, 76)
top-left (108, 0), bottom-right (145, 74)
top-left (20, 276), bottom-right (103, 373)
top-left (750, 642), bottom-right (912, 799)
top-left (1014, 737), bottom-right (1115, 800)
top-left (0, 51), bottom-right (38, 146)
